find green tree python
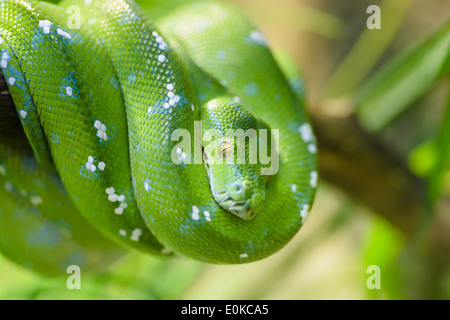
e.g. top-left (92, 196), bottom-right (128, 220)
top-left (0, 0), bottom-right (318, 275)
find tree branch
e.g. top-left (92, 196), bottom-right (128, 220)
top-left (311, 109), bottom-right (450, 264)
top-left (0, 70), bottom-right (27, 145)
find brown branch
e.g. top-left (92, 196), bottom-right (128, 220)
top-left (311, 110), bottom-right (450, 265)
top-left (0, 70), bottom-right (28, 145)
top-left (312, 112), bottom-right (424, 234)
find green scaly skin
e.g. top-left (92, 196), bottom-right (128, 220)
top-left (0, 0), bottom-right (318, 269)
top-left (0, 143), bottom-right (124, 276)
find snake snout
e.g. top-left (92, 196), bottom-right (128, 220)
top-left (228, 181), bottom-right (251, 201)
top-left (213, 181), bottom-right (264, 220)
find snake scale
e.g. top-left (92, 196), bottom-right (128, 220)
top-left (0, 0), bottom-right (317, 275)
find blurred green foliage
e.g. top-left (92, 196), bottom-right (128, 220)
top-left (428, 97), bottom-right (450, 209)
top-left (356, 21), bottom-right (450, 132)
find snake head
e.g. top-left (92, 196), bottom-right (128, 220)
top-left (206, 168), bottom-right (266, 220)
top-left (204, 153), bottom-right (266, 220)
top-left (202, 97), bottom-right (271, 220)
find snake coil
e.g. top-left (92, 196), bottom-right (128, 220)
top-left (0, 0), bottom-right (317, 274)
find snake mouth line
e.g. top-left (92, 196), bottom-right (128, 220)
top-left (213, 191), bottom-right (258, 220)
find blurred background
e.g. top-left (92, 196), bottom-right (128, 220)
top-left (0, 0), bottom-right (449, 299)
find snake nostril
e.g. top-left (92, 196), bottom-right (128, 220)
top-left (228, 183), bottom-right (245, 201)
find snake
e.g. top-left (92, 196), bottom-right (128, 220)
top-left (0, 0), bottom-right (318, 274)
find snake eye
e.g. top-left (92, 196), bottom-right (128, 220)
top-left (203, 149), bottom-right (211, 170)
top-left (218, 141), bottom-right (233, 159)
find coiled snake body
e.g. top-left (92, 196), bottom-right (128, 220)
top-left (0, 0), bottom-right (317, 274)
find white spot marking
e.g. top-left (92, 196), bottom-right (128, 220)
top-left (8, 77), bottom-right (16, 86)
top-left (158, 54), bottom-right (166, 63)
top-left (120, 202), bottom-right (128, 209)
top-left (98, 162), bottom-right (106, 171)
top-left (94, 120), bottom-right (108, 141)
top-left (310, 171), bottom-right (318, 188)
top-left (119, 229), bottom-right (127, 236)
top-left (85, 156), bottom-right (97, 171)
top-left (66, 86), bottom-right (73, 96)
top-left (30, 196), bottom-right (43, 206)
top-left (291, 184), bottom-right (297, 192)
top-left (39, 20), bottom-right (53, 33)
top-left (240, 253), bottom-right (248, 259)
top-left (130, 229), bottom-right (142, 241)
top-left (191, 206), bottom-right (200, 220)
top-left (250, 30), bottom-right (267, 45)
top-left (299, 123), bottom-right (315, 142)
top-left (0, 52), bottom-right (8, 68)
top-left (301, 204), bottom-right (310, 221)
top-left (308, 143), bottom-right (317, 154)
top-left (114, 207), bottom-right (124, 215)
top-left (108, 194), bottom-right (118, 202)
top-left (204, 211), bottom-right (211, 222)
top-left (20, 110), bottom-right (27, 119)
top-left (106, 187), bottom-right (115, 195)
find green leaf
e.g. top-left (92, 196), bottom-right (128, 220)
top-left (356, 20), bottom-right (450, 132)
top-left (427, 93), bottom-right (450, 209)
top-left (408, 140), bottom-right (439, 178)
